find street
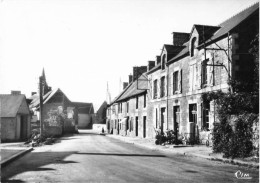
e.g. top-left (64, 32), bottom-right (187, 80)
top-left (1, 130), bottom-right (259, 183)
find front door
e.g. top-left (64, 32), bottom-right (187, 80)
top-left (143, 116), bottom-right (146, 138)
top-left (173, 106), bottom-right (180, 136)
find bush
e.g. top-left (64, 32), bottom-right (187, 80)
top-left (204, 90), bottom-right (259, 158)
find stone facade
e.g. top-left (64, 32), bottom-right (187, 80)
top-left (106, 4), bottom-right (259, 143)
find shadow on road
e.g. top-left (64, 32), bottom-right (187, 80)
top-left (75, 152), bottom-right (166, 157)
top-left (1, 151), bottom-right (78, 182)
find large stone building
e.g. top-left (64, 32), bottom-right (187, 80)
top-left (107, 3), bottom-right (259, 143)
top-left (147, 3), bottom-right (259, 143)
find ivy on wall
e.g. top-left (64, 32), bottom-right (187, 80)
top-left (202, 91), bottom-right (259, 158)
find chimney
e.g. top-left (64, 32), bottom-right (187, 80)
top-left (148, 61), bottom-right (155, 71)
top-left (156, 56), bottom-right (161, 65)
top-left (11, 90), bottom-right (21, 95)
top-left (172, 32), bottom-right (190, 46)
top-left (31, 92), bottom-right (37, 96)
top-left (123, 82), bottom-right (128, 90)
top-left (129, 74), bottom-right (133, 83)
top-left (133, 66), bottom-right (147, 81)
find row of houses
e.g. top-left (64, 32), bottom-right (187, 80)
top-left (106, 3), bottom-right (259, 143)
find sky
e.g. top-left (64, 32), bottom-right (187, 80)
top-left (0, 0), bottom-right (258, 112)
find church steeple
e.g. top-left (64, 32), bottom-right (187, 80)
top-left (41, 68), bottom-right (51, 95)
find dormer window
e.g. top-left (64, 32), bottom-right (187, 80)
top-left (190, 37), bottom-right (196, 57)
top-left (162, 55), bottom-right (166, 70)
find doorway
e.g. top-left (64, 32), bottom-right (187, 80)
top-left (135, 117), bottom-right (138, 136)
top-left (160, 107), bottom-right (166, 133)
top-left (173, 106), bottom-right (180, 136)
top-left (143, 116), bottom-right (146, 138)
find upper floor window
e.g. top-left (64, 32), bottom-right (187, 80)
top-left (202, 59), bottom-right (214, 87)
top-left (172, 70), bottom-right (182, 94)
top-left (190, 37), bottom-right (196, 57)
top-left (160, 76), bottom-right (165, 97)
top-left (153, 79), bottom-right (158, 99)
top-left (136, 96), bottom-right (139, 109)
top-left (162, 55), bottom-right (166, 70)
top-left (144, 94), bottom-right (146, 108)
top-left (126, 102), bottom-right (129, 113)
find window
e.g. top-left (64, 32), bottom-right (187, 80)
top-left (144, 94), bottom-right (146, 108)
top-left (189, 64), bottom-right (198, 91)
top-left (160, 76), bottom-right (165, 97)
top-left (153, 80), bottom-right (158, 99)
top-left (202, 60), bottom-right (208, 86)
top-left (162, 55), bottom-right (166, 70)
top-left (202, 102), bottom-right (210, 130)
top-left (201, 59), bottom-right (214, 87)
top-left (189, 104), bottom-right (197, 123)
top-left (136, 96), bottom-right (138, 109)
top-left (190, 37), bottom-right (196, 57)
top-left (172, 70), bottom-right (182, 94)
top-left (173, 106), bottom-right (180, 133)
top-left (126, 102), bottom-right (129, 113)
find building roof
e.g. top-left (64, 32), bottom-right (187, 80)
top-left (0, 94), bottom-right (29, 117)
top-left (147, 63), bottom-right (161, 74)
top-left (117, 74), bottom-right (147, 102)
top-left (167, 42), bottom-right (189, 63)
top-left (200, 2), bottom-right (259, 46)
top-left (163, 45), bottom-right (186, 54)
top-left (191, 24), bottom-right (220, 44)
top-left (72, 102), bottom-right (94, 114)
top-left (108, 81), bottom-right (134, 106)
top-left (29, 88), bottom-right (70, 109)
top-left (168, 3), bottom-right (259, 63)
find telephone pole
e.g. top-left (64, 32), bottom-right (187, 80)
top-left (39, 76), bottom-right (44, 136)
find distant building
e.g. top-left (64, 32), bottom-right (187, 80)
top-left (72, 102), bottom-right (94, 129)
top-left (1, 91), bottom-right (31, 142)
top-left (92, 101), bottom-right (107, 131)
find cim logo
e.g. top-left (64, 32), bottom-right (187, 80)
top-left (235, 170), bottom-right (252, 179)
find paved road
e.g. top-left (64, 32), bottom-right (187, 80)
top-left (1, 130), bottom-right (259, 183)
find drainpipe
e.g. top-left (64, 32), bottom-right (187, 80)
top-left (166, 63), bottom-right (169, 130)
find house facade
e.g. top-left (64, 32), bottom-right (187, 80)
top-left (106, 3), bottom-right (259, 143)
top-left (1, 91), bottom-right (31, 142)
top-left (107, 67), bottom-right (150, 138)
top-left (147, 3), bottom-right (259, 143)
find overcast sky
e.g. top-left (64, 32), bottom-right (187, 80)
top-left (0, 0), bottom-right (258, 111)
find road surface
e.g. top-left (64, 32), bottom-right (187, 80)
top-left (1, 130), bottom-right (259, 183)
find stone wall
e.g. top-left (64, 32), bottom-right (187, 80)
top-left (1, 117), bottom-right (16, 141)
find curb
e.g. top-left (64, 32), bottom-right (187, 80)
top-left (1, 147), bottom-right (34, 167)
top-left (106, 135), bottom-right (259, 168)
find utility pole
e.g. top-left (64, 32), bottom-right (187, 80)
top-left (39, 76), bottom-right (44, 136)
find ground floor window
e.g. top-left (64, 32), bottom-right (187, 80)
top-left (189, 104), bottom-right (197, 123)
top-left (173, 106), bottom-right (180, 133)
top-left (202, 102), bottom-right (210, 130)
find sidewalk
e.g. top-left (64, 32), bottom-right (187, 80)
top-left (0, 142), bottom-right (33, 167)
top-left (106, 134), bottom-right (259, 169)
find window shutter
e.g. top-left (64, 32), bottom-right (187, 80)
top-left (209, 101), bottom-right (215, 129)
top-left (178, 69), bottom-right (182, 93)
top-left (189, 65), bottom-right (193, 91)
top-left (197, 62), bottom-right (201, 89)
top-left (209, 60), bottom-right (214, 86)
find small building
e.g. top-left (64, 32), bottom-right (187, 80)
top-left (30, 88), bottom-right (77, 136)
top-left (93, 101), bottom-right (107, 131)
top-left (72, 102), bottom-right (94, 129)
top-left (1, 92), bottom-right (31, 142)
